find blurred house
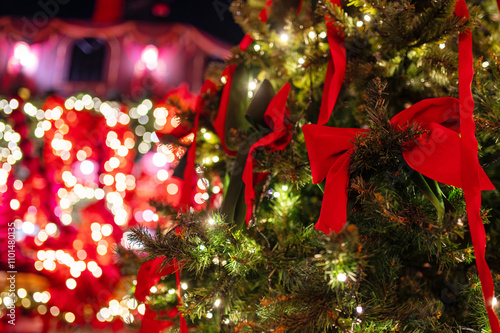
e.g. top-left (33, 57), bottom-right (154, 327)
top-left (0, 17), bottom-right (230, 99)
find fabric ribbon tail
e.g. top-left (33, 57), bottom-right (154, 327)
top-left (466, 192), bottom-right (500, 332)
top-left (297, 0), bottom-right (304, 14)
top-left (239, 34), bottom-right (254, 51)
top-left (455, 1), bottom-right (500, 330)
top-left (258, 0), bottom-right (273, 22)
top-left (317, 13), bottom-right (346, 125)
top-left (174, 259), bottom-right (188, 333)
top-left (180, 110), bottom-right (200, 210)
top-left (213, 64), bottom-right (238, 156)
top-left (243, 149), bottom-right (256, 224)
top-left (315, 153), bottom-right (351, 234)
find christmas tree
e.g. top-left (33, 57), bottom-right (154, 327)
top-left (122, 0), bottom-right (500, 332)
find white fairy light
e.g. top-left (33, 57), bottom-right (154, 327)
top-left (337, 273), bottom-right (347, 282)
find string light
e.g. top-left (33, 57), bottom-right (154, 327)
top-left (337, 273), bottom-right (347, 282)
top-left (280, 33), bottom-right (289, 43)
top-left (66, 278), bottom-right (77, 290)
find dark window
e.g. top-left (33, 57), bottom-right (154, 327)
top-left (68, 38), bottom-right (107, 82)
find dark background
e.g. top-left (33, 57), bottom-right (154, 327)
top-left (0, 0), bottom-right (244, 44)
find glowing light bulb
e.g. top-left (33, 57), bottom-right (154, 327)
top-left (280, 33), bottom-right (289, 43)
top-left (152, 152), bottom-right (168, 167)
top-left (356, 306), bottom-right (363, 313)
top-left (10, 199), bottom-right (20, 210)
top-left (253, 44), bottom-right (261, 51)
top-left (65, 312), bottom-right (75, 323)
top-left (337, 273), bottom-right (347, 282)
top-left (17, 288), bottom-right (27, 298)
top-left (141, 45), bottom-right (159, 70)
top-left (66, 278), bottom-right (77, 290)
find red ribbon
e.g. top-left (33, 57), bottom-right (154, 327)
top-left (258, 0), bottom-right (273, 22)
top-left (239, 34), bottom-right (255, 51)
top-left (454, 1), bottom-right (500, 331)
top-left (242, 83), bottom-right (292, 223)
top-left (139, 306), bottom-right (177, 333)
top-left (318, 0), bottom-right (346, 125)
top-left (135, 257), bottom-right (175, 303)
top-left (303, 97), bottom-right (494, 233)
top-left (239, 0), bottom-right (272, 51)
top-left (176, 80), bottom-right (216, 332)
top-left (297, 0), bottom-right (304, 15)
top-left (174, 259), bottom-right (188, 332)
top-left (137, 82), bottom-right (217, 333)
top-left (213, 64), bottom-right (238, 156)
top-left (180, 80), bottom-right (217, 209)
top-left (302, 125), bottom-right (367, 234)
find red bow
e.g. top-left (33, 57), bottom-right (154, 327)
top-left (303, 97), bottom-right (494, 234)
top-left (243, 83), bottom-right (292, 223)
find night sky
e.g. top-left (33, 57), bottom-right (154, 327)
top-left (0, 0), bottom-right (244, 44)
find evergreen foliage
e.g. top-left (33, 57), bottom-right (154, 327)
top-left (121, 0), bottom-right (500, 331)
